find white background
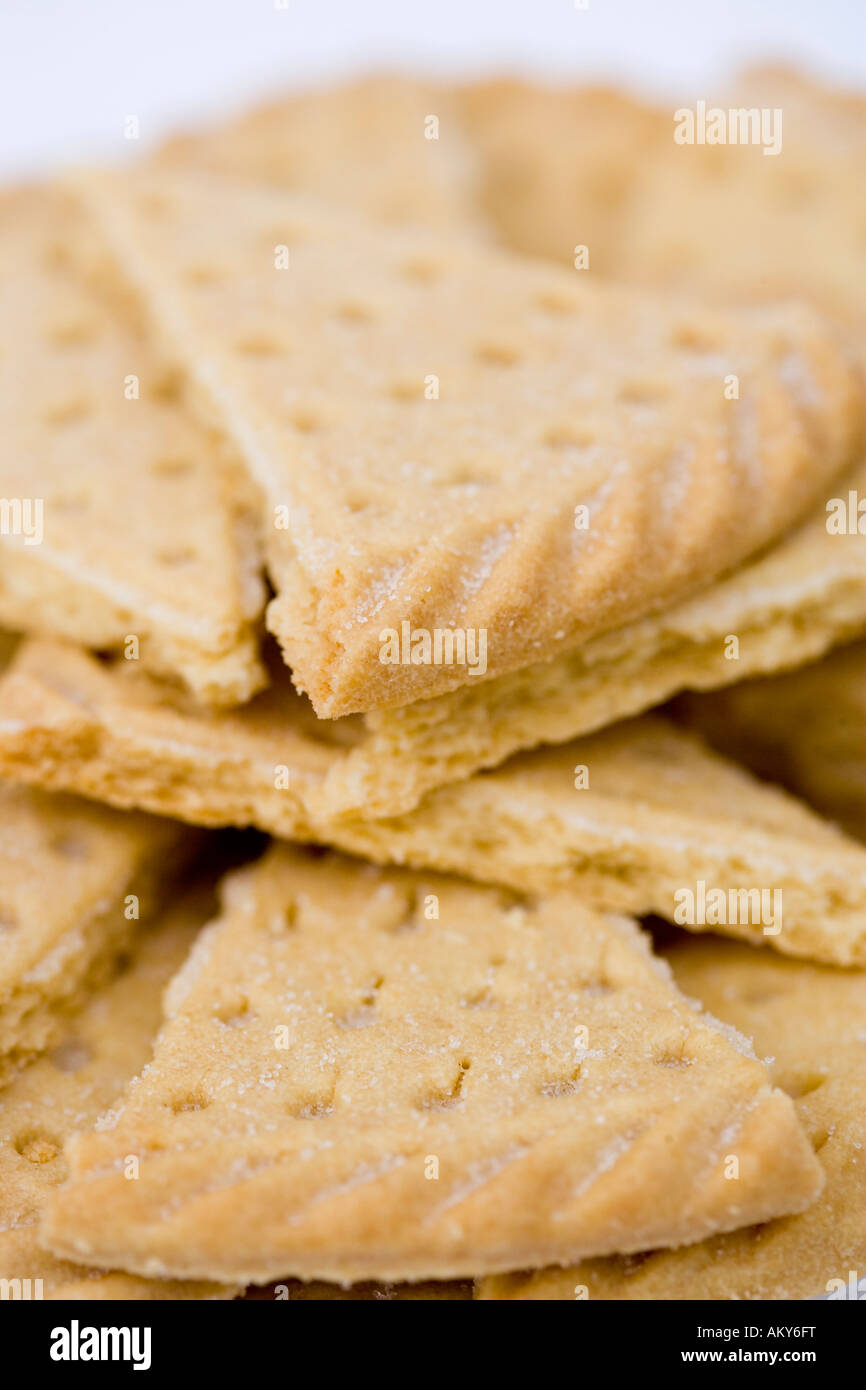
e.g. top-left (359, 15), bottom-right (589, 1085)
top-left (0, 0), bottom-right (864, 178)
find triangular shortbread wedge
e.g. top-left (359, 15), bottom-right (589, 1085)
top-left (155, 74), bottom-right (482, 236)
top-left (74, 166), bottom-right (863, 717)
top-left (5, 641), bottom-right (866, 965)
top-left (42, 845), bottom-right (822, 1284)
top-left (0, 779), bottom-right (192, 1086)
top-left (480, 934), bottom-right (866, 1300)
top-left (0, 186), bottom-right (265, 706)
top-left (678, 640), bottom-right (866, 844)
top-left (1, 884), bottom-right (236, 1300)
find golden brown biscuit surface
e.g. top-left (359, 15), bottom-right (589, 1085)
top-left (74, 166), bottom-right (864, 716)
top-left (480, 934), bottom-right (866, 1301)
top-left (618, 68), bottom-right (866, 349)
top-left (155, 74), bottom-right (482, 237)
top-left (0, 187), bottom-right (265, 706)
top-left (339, 461), bottom-right (866, 817)
top-left (457, 79), bottom-right (666, 268)
top-left (43, 846), bottom-right (821, 1284)
top-left (678, 639), bottom-right (866, 843)
top-left (0, 780), bottom-right (192, 1086)
top-left (1, 886), bottom-right (234, 1300)
top-left (5, 642), bottom-right (866, 964)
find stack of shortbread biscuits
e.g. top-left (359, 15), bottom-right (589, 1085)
top-left (2, 67), bottom-right (865, 1302)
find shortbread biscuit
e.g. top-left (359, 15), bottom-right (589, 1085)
top-left (337, 459), bottom-right (866, 816)
top-left (0, 186), bottom-right (265, 706)
top-left (0, 638), bottom-right (339, 836)
top-left (2, 454), bottom-right (862, 831)
top-left (456, 80), bottom-right (666, 268)
top-left (154, 74), bottom-right (655, 262)
top-left (0, 780), bottom-right (191, 1085)
top-left (5, 642), bottom-right (866, 965)
top-left (10, 448), bottom-right (852, 830)
top-left (0, 886), bottom-right (235, 1300)
top-left (677, 640), bottom-right (866, 843)
top-left (42, 845), bottom-right (822, 1284)
top-left (480, 935), bottom-right (866, 1300)
top-left (75, 166), bottom-right (863, 716)
top-left (155, 74), bottom-right (481, 236)
top-left (332, 716), bottom-right (866, 966)
top-left (618, 68), bottom-right (866, 346)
